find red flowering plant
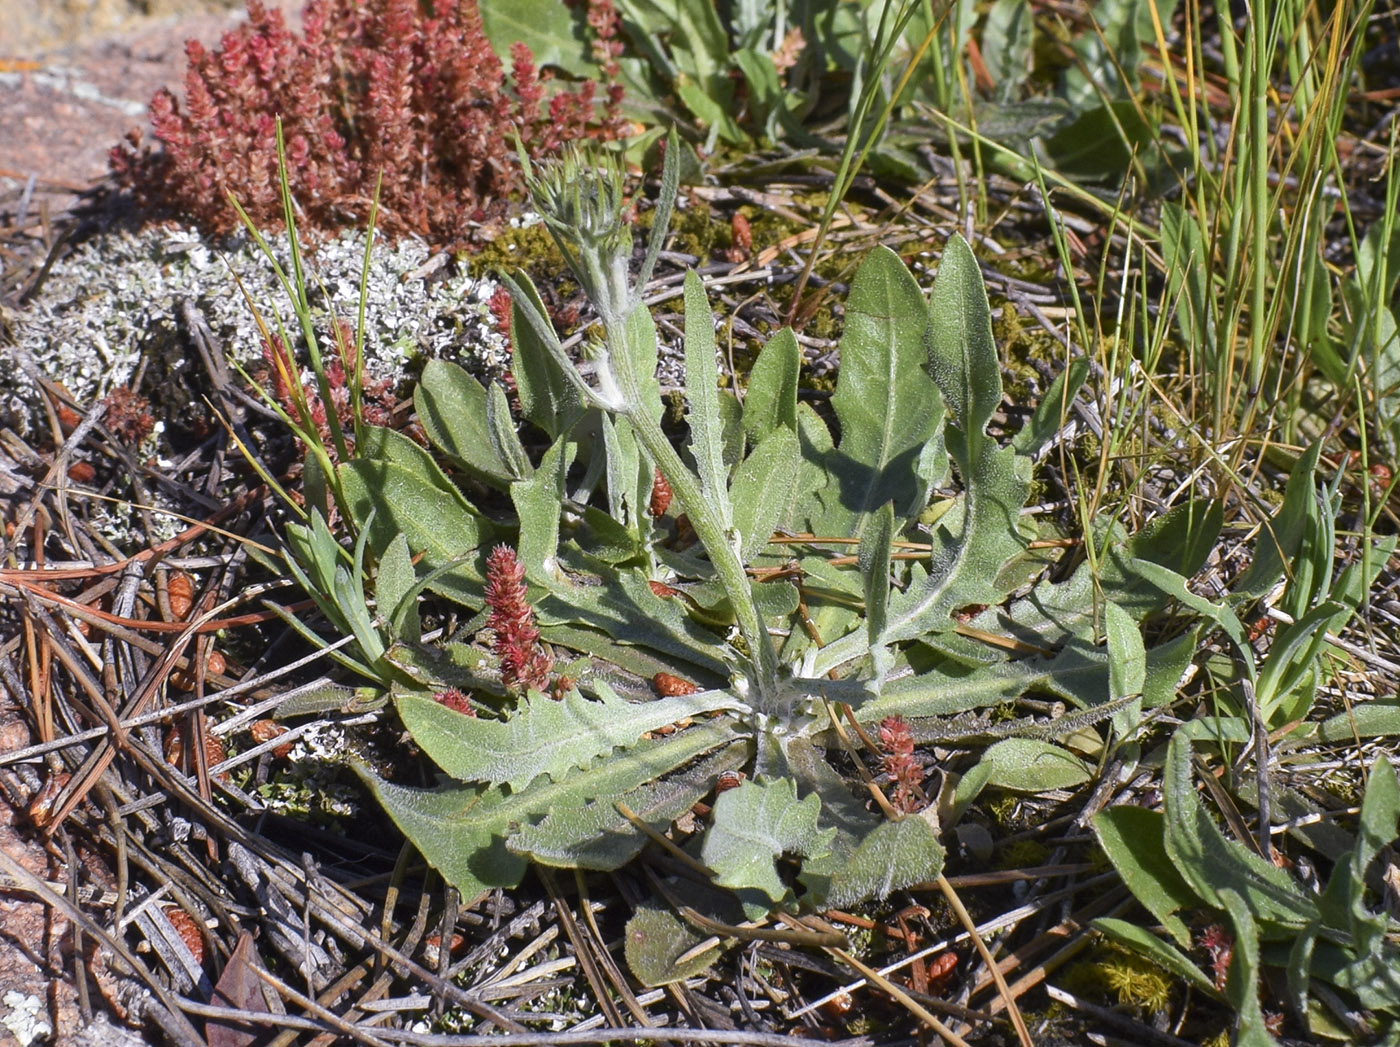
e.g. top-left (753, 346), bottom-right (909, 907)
top-left (112, 0), bottom-right (626, 249)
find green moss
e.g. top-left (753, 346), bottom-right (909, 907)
top-left (994, 297), bottom-right (1069, 407)
top-left (1061, 944), bottom-right (1175, 1013)
top-left (986, 791), bottom-right (1019, 826)
top-left (464, 222), bottom-right (569, 281)
top-left (995, 838), bottom-right (1050, 870)
top-left (668, 203), bottom-right (728, 263)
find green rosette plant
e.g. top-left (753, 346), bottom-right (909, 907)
top-left (259, 136), bottom-right (1224, 982)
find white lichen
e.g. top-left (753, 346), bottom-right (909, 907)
top-left (4, 224), bottom-right (511, 434)
top-left (1, 991), bottom-right (52, 1047)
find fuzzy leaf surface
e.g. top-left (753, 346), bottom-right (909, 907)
top-left (481, 0), bottom-right (594, 76)
top-left (729, 426), bottom-right (800, 563)
top-left (356, 722), bottom-right (734, 900)
top-left (702, 777), bottom-right (835, 902)
top-left (1094, 806), bottom-right (1196, 946)
top-left (1163, 730), bottom-right (1315, 925)
top-left (398, 683), bottom-right (743, 790)
top-left (976, 738), bottom-right (1092, 792)
top-left (826, 245), bottom-right (942, 536)
top-left (509, 744), bottom-right (749, 869)
top-left (535, 559), bottom-right (735, 678)
top-left (684, 270), bottom-right (732, 527)
top-left (414, 361), bottom-right (517, 488)
top-left (1092, 918), bottom-right (1218, 997)
top-left (926, 233), bottom-right (1000, 439)
top-left (742, 326), bottom-right (800, 447)
top-left (509, 271), bottom-right (582, 438)
top-left (825, 816), bottom-right (944, 909)
top-left (338, 459), bottom-right (485, 604)
top-left (512, 437), bottom-right (572, 584)
top-left (376, 532), bottom-right (419, 644)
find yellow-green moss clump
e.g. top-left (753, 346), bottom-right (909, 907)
top-left (994, 299), bottom-right (1070, 406)
top-left (465, 220), bottom-right (570, 282)
top-left (1062, 944), bottom-right (1175, 1013)
top-left (995, 838), bottom-right (1050, 871)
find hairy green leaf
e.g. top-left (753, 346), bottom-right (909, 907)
top-left (827, 245), bottom-right (943, 536)
top-left (338, 459), bottom-right (486, 604)
top-left (376, 532), bottom-right (419, 645)
top-left (742, 326), bottom-right (800, 448)
top-left (398, 683), bottom-right (743, 790)
top-left (825, 816), bottom-right (944, 909)
top-left (512, 437), bottom-right (573, 585)
top-left (703, 777), bottom-right (835, 902)
top-left (976, 738), bottom-right (1092, 792)
top-left (1163, 731), bottom-right (1315, 926)
top-left (486, 380), bottom-right (532, 482)
top-left (684, 270), bottom-right (732, 528)
top-left (860, 501), bottom-right (895, 652)
top-left (926, 233), bottom-right (999, 439)
top-left (509, 744), bottom-right (749, 869)
top-left (357, 721), bottom-right (734, 900)
top-left (1219, 888), bottom-right (1281, 1047)
top-left (481, 0), bottom-right (593, 76)
top-left (414, 360), bottom-right (516, 488)
top-left (1092, 918), bottom-right (1218, 997)
top-left (729, 427), bottom-right (800, 563)
top-left (507, 271), bottom-right (583, 438)
top-left (1093, 806), bottom-right (1196, 946)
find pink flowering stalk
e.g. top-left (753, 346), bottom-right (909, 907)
top-left (485, 545), bottom-right (554, 694)
top-left (879, 716), bottom-right (925, 814)
top-left (433, 687), bottom-right (476, 716)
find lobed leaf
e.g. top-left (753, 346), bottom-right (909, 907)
top-left (824, 816), bottom-right (945, 909)
top-left (356, 721), bottom-right (736, 901)
top-left (702, 777), bottom-right (835, 902)
top-left (509, 744), bottom-right (749, 869)
top-left (398, 682), bottom-right (744, 790)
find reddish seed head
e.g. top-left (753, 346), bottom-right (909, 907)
top-left (1198, 924), bottom-right (1233, 991)
top-left (652, 672), bottom-right (699, 697)
top-left (485, 545), bottom-right (553, 693)
top-left (433, 687), bottom-right (476, 716)
top-left (649, 468), bottom-right (673, 517)
top-left (878, 716), bottom-right (923, 813)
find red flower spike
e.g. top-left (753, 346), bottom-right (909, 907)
top-left (433, 688), bottom-right (476, 716)
top-left (485, 545), bottom-right (554, 693)
top-left (649, 468), bottom-right (673, 517)
top-left (878, 715), bottom-right (924, 814)
top-left (1198, 924), bottom-right (1233, 991)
